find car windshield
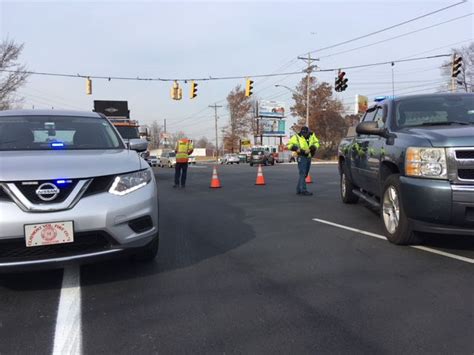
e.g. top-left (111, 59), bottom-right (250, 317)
top-left (0, 115), bottom-right (123, 151)
top-left (168, 152), bottom-right (176, 157)
top-left (396, 95), bottom-right (474, 128)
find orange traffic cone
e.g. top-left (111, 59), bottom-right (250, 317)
top-left (210, 166), bottom-right (221, 188)
top-left (255, 164), bottom-right (265, 185)
top-left (305, 174), bottom-right (313, 184)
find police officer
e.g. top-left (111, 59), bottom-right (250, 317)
top-left (287, 126), bottom-right (320, 196)
top-left (174, 138), bottom-right (194, 188)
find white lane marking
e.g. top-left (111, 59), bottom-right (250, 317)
top-left (53, 265), bottom-right (82, 355)
top-left (312, 218), bottom-right (474, 264)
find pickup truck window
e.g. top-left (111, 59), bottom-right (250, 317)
top-left (396, 95), bottom-right (474, 128)
top-left (362, 109), bottom-right (376, 122)
top-left (373, 107), bottom-right (385, 128)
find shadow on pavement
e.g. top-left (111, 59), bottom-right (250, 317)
top-left (78, 183), bottom-right (256, 286)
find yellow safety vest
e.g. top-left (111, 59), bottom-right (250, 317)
top-left (175, 139), bottom-right (194, 163)
top-left (287, 133), bottom-right (320, 157)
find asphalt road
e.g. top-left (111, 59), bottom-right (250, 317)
top-left (1, 163), bottom-right (473, 354)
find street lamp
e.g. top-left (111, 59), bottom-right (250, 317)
top-left (275, 84), bottom-right (299, 96)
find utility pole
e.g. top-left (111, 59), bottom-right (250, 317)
top-left (163, 118), bottom-right (168, 148)
top-left (297, 53), bottom-right (319, 128)
top-left (391, 62), bottom-right (395, 97)
top-left (209, 104), bottom-right (222, 163)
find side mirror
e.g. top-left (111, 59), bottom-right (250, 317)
top-left (356, 121), bottom-right (385, 136)
top-left (128, 138), bottom-right (148, 152)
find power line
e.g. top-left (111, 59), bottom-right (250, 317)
top-left (300, 0), bottom-right (468, 56)
top-left (319, 13), bottom-right (473, 60)
top-left (2, 54), bottom-right (452, 85)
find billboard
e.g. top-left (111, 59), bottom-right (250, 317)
top-left (257, 100), bottom-right (286, 118)
top-left (261, 119), bottom-right (285, 136)
top-left (355, 95), bottom-right (368, 114)
top-left (94, 100), bottom-right (130, 118)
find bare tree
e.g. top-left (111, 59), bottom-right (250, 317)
top-left (222, 85), bottom-right (253, 153)
top-left (440, 42), bottom-right (474, 92)
top-left (169, 131), bottom-right (187, 148)
top-left (291, 76), bottom-right (346, 158)
top-left (0, 39), bottom-right (28, 110)
top-left (148, 121), bottom-right (163, 149)
top-left (195, 136), bottom-right (215, 150)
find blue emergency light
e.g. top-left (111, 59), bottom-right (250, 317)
top-left (55, 179), bottom-right (72, 185)
top-left (50, 142), bottom-right (65, 148)
top-left (374, 96), bottom-right (395, 102)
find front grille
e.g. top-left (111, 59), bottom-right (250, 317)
top-left (0, 232), bottom-right (112, 262)
top-left (456, 150), bottom-right (474, 159)
top-left (0, 186), bottom-right (11, 201)
top-left (14, 180), bottom-right (78, 204)
top-left (458, 169), bottom-right (474, 180)
top-left (83, 175), bottom-right (115, 197)
top-left (449, 148), bottom-right (474, 183)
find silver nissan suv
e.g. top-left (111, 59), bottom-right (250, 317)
top-left (0, 110), bottom-right (159, 270)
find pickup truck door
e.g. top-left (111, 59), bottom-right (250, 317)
top-left (351, 108), bottom-right (377, 191)
top-left (364, 106), bottom-right (386, 195)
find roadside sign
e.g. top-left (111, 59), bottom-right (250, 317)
top-left (355, 95), bottom-right (368, 114)
top-left (261, 119), bottom-right (285, 136)
top-left (257, 101), bottom-right (286, 118)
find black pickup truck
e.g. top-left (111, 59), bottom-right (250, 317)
top-left (338, 93), bottom-right (474, 244)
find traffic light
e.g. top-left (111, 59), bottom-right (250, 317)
top-left (190, 81), bottom-right (198, 99)
top-left (245, 78), bottom-right (254, 97)
top-left (335, 71), bottom-right (348, 92)
top-left (171, 81), bottom-right (182, 100)
top-left (86, 78), bottom-right (92, 95)
top-left (451, 55), bottom-right (462, 78)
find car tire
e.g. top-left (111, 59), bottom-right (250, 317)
top-left (340, 166), bottom-right (359, 204)
top-left (250, 163), bottom-right (253, 167)
top-left (131, 233), bottom-right (159, 262)
top-left (381, 174), bottom-right (421, 245)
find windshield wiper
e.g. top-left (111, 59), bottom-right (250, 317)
top-left (421, 121), bottom-right (471, 126)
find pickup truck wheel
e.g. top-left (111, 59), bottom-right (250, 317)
top-left (382, 174), bottom-right (420, 245)
top-left (340, 168), bottom-right (359, 204)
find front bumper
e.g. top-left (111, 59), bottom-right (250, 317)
top-left (400, 176), bottom-right (474, 235)
top-left (250, 157), bottom-right (265, 164)
top-left (0, 180), bottom-right (159, 269)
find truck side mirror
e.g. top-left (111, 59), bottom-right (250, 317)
top-left (356, 121), bottom-right (385, 136)
top-left (128, 138), bottom-right (148, 152)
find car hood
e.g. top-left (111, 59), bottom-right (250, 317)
top-left (402, 126), bottom-right (474, 147)
top-left (0, 149), bottom-right (143, 181)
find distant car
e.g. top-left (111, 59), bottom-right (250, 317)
top-left (221, 153), bottom-right (240, 164)
top-left (188, 156), bottom-right (196, 165)
top-left (0, 109), bottom-right (159, 269)
top-left (160, 151), bottom-right (176, 168)
top-left (249, 149), bottom-right (274, 166)
top-left (146, 155), bottom-right (159, 167)
top-left (238, 153), bottom-right (248, 163)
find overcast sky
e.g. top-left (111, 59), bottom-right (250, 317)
top-left (1, 0), bottom-right (473, 141)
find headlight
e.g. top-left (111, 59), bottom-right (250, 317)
top-left (109, 169), bottom-right (152, 196)
top-left (405, 147), bottom-right (447, 179)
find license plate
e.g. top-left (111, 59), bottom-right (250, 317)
top-left (24, 221), bottom-right (74, 247)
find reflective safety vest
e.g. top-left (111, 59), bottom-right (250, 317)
top-left (287, 133), bottom-right (320, 157)
top-left (175, 139), bottom-right (194, 163)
